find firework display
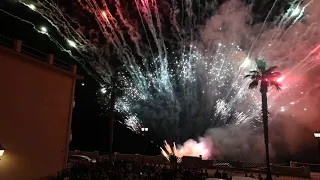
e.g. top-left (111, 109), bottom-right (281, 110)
top-left (7, 0), bottom-right (320, 161)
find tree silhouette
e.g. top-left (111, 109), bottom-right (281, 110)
top-left (245, 59), bottom-right (282, 180)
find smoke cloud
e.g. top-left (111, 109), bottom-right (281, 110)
top-left (172, 0), bottom-right (320, 163)
top-left (11, 0), bottom-right (320, 163)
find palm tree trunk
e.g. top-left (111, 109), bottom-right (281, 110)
top-left (260, 81), bottom-right (272, 180)
top-left (108, 80), bottom-right (116, 162)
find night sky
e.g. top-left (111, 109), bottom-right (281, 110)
top-left (2, 0), bottom-right (320, 164)
top-left (0, 1), bottom-right (160, 155)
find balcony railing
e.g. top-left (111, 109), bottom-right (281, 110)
top-left (0, 33), bottom-right (76, 73)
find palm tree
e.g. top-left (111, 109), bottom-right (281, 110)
top-left (245, 59), bottom-right (282, 180)
top-left (108, 76), bottom-right (116, 162)
top-left (107, 72), bottom-right (127, 162)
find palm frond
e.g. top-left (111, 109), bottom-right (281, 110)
top-left (249, 70), bottom-right (259, 74)
top-left (270, 81), bottom-right (281, 91)
top-left (249, 80), bottom-right (259, 89)
top-left (244, 74), bottom-right (253, 79)
top-left (268, 72), bottom-right (282, 78)
top-left (265, 66), bottom-right (278, 74)
top-left (256, 59), bottom-right (266, 71)
top-left (245, 74), bottom-right (262, 80)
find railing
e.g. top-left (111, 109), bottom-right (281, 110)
top-left (0, 33), bottom-right (76, 72)
top-left (69, 150), bottom-right (99, 159)
top-left (0, 34), bottom-right (13, 48)
top-left (295, 162), bottom-right (320, 173)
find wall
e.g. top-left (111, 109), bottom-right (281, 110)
top-left (0, 43), bottom-right (80, 180)
top-left (271, 165), bottom-right (310, 178)
top-left (101, 153), bottom-right (168, 164)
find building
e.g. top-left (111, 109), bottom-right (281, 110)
top-left (0, 39), bottom-right (82, 179)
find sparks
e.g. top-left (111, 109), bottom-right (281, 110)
top-left (12, 0), bottom-right (320, 160)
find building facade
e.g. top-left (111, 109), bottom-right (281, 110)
top-left (0, 40), bottom-right (82, 180)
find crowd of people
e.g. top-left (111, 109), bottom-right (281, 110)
top-left (55, 158), bottom-right (216, 180)
top-left (55, 158), bottom-right (276, 180)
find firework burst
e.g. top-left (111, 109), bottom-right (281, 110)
top-left (161, 139), bottom-right (211, 161)
top-left (7, 0), bottom-right (320, 160)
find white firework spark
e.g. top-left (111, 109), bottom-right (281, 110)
top-left (7, 0), bottom-right (320, 160)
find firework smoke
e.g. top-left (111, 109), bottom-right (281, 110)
top-left (161, 139), bottom-right (212, 161)
top-left (7, 0), bottom-right (320, 162)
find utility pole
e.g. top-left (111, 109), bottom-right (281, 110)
top-left (108, 76), bottom-right (117, 162)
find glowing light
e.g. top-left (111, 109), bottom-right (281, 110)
top-left (0, 146), bottom-right (4, 157)
top-left (40, 26), bottom-right (47, 33)
top-left (27, 4), bottom-right (36, 10)
top-left (102, 11), bottom-right (107, 19)
top-left (67, 40), bottom-right (77, 48)
top-left (101, 87), bottom-right (107, 94)
top-left (291, 7), bottom-right (301, 17)
top-left (280, 107), bottom-right (285, 112)
top-left (161, 139), bottom-right (210, 161)
top-left (276, 76), bottom-right (285, 83)
top-left (81, 83), bottom-right (85, 86)
top-left (241, 57), bottom-right (251, 68)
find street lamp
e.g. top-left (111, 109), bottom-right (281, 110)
top-left (141, 127), bottom-right (149, 158)
top-left (314, 131), bottom-right (320, 157)
top-left (0, 145), bottom-right (5, 158)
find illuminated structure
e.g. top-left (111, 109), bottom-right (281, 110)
top-left (0, 39), bottom-right (82, 179)
top-left (314, 131), bottom-right (320, 157)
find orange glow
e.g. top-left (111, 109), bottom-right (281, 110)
top-left (102, 11), bottom-right (107, 19)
